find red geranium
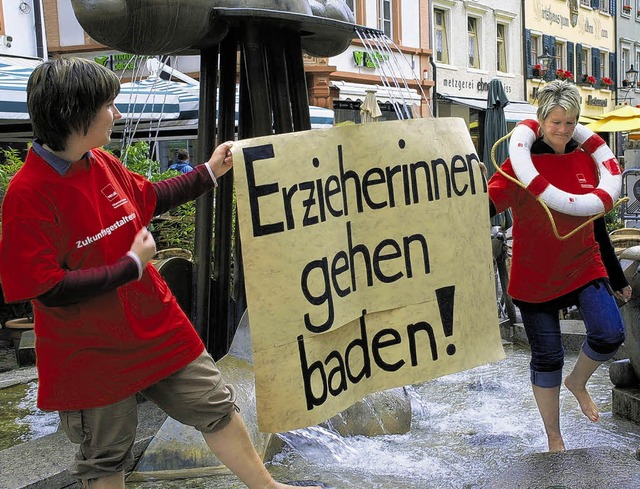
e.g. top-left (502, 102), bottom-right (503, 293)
top-left (556, 69), bottom-right (574, 81)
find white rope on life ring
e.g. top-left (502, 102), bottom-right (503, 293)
top-left (507, 119), bottom-right (622, 217)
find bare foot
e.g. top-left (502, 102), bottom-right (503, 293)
top-left (564, 375), bottom-right (599, 422)
top-left (547, 434), bottom-right (566, 452)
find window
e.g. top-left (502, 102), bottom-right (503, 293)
top-left (468, 17), bottom-right (480, 68)
top-left (599, 52), bottom-right (607, 79)
top-left (622, 49), bottom-right (631, 80)
top-left (581, 46), bottom-right (589, 76)
top-left (579, 0), bottom-right (590, 6)
top-left (622, 0), bottom-right (632, 14)
top-left (599, 0), bottom-right (609, 14)
top-left (555, 41), bottom-right (565, 70)
top-left (496, 23), bottom-right (507, 72)
top-left (434, 9), bottom-right (449, 64)
top-left (531, 34), bottom-right (540, 65)
top-left (345, 0), bottom-right (355, 14)
top-left (379, 0), bottom-right (392, 38)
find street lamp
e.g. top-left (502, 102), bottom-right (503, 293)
top-left (533, 52), bottom-right (555, 102)
top-left (626, 65), bottom-right (638, 87)
top-left (537, 52), bottom-right (555, 80)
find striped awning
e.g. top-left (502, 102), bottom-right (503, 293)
top-left (0, 58), bottom-right (333, 130)
top-left (117, 77), bottom-right (194, 121)
top-left (0, 55), bottom-right (42, 121)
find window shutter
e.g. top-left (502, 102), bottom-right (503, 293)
top-left (542, 34), bottom-right (552, 58)
top-left (592, 48), bottom-right (600, 79)
top-left (591, 0), bottom-right (599, 9)
top-left (609, 52), bottom-right (616, 85)
top-left (576, 43), bottom-right (583, 79)
top-left (525, 29), bottom-right (532, 78)
top-left (567, 41), bottom-right (575, 74)
top-left (550, 36), bottom-right (557, 76)
top-left (610, 0), bottom-right (616, 16)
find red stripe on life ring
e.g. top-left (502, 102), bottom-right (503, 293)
top-left (581, 134), bottom-right (605, 155)
top-left (592, 188), bottom-right (614, 212)
top-left (602, 158), bottom-right (622, 176)
top-left (519, 119), bottom-right (540, 135)
top-left (526, 174), bottom-right (549, 197)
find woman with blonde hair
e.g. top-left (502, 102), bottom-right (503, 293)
top-left (487, 80), bottom-right (631, 451)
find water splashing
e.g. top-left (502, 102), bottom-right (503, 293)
top-left (354, 27), bottom-right (432, 119)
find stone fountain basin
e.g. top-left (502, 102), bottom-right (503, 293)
top-left (619, 246), bottom-right (640, 380)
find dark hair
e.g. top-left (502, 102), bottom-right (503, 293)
top-left (27, 57), bottom-right (121, 151)
top-left (176, 148), bottom-right (189, 161)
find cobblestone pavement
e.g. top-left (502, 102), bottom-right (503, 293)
top-left (0, 327), bottom-right (17, 373)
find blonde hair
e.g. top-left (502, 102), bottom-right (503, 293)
top-left (536, 79), bottom-right (581, 122)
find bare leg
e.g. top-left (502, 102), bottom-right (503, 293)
top-left (532, 384), bottom-right (565, 452)
top-left (203, 414), bottom-right (321, 489)
top-left (564, 349), bottom-right (600, 422)
top-left (82, 472), bottom-right (124, 489)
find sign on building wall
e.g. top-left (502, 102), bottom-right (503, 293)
top-left (94, 53), bottom-right (150, 73)
top-left (232, 118), bottom-right (505, 432)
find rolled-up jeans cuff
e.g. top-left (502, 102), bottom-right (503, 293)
top-left (530, 368), bottom-right (562, 388)
top-left (582, 341), bottom-right (616, 362)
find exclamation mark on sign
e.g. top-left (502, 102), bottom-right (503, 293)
top-left (435, 285), bottom-right (456, 356)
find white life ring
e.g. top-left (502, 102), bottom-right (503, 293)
top-left (508, 119), bottom-right (622, 216)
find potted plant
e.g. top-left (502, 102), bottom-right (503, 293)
top-left (532, 64), bottom-right (542, 77)
top-left (556, 69), bottom-right (574, 82)
top-left (623, 4), bottom-right (632, 13)
top-left (601, 77), bottom-right (614, 89)
top-left (581, 74), bottom-right (596, 86)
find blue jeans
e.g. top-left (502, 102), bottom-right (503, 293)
top-left (521, 280), bottom-right (625, 388)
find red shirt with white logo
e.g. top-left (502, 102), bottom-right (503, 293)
top-left (0, 148), bottom-right (204, 411)
top-left (488, 148), bottom-right (608, 303)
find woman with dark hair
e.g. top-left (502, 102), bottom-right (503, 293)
top-left (0, 57), bottom-right (322, 489)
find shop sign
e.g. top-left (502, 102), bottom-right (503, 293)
top-left (94, 53), bottom-right (150, 72)
top-left (353, 50), bottom-right (389, 69)
top-left (586, 94), bottom-right (608, 107)
top-left (442, 76), bottom-right (513, 94)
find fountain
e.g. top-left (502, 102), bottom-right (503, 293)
top-left (1, 344), bottom-right (639, 488)
top-left (610, 246), bottom-right (640, 424)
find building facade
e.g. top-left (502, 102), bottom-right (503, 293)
top-left (432, 0), bottom-right (529, 129)
top-left (0, 0), bottom-right (45, 58)
top-left (618, 0), bottom-right (640, 107)
top-left (309, 0), bottom-right (433, 123)
top-left (524, 0), bottom-right (616, 119)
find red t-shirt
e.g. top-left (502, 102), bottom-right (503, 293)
top-left (488, 149), bottom-right (608, 303)
top-left (0, 148), bottom-right (204, 411)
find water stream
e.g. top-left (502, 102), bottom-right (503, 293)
top-left (123, 342), bottom-right (640, 488)
top-left (0, 380), bottom-right (58, 451)
top-left (1, 343), bottom-right (638, 487)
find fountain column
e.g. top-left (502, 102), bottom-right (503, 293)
top-left (610, 246), bottom-right (640, 424)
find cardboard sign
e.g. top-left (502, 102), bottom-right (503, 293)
top-left (233, 118), bottom-right (505, 433)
